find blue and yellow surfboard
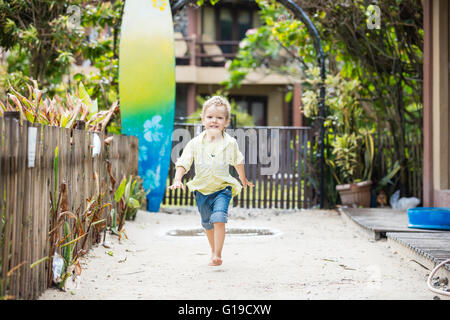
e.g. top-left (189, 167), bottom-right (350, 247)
top-left (119, 0), bottom-right (175, 212)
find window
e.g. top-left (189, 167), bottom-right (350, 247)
top-left (219, 8), bottom-right (233, 50)
top-left (237, 10), bottom-right (252, 40)
top-left (231, 95), bottom-right (268, 126)
top-left (216, 6), bottom-right (254, 54)
top-left (202, 1), bottom-right (259, 55)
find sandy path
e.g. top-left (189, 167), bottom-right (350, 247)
top-left (39, 207), bottom-right (445, 300)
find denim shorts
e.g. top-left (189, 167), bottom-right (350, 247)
top-left (194, 186), bottom-right (232, 230)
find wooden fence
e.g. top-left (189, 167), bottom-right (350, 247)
top-left (163, 124), bottom-right (319, 209)
top-left (0, 115), bottom-right (138, 300)
top-left (164, 124), bottom-right (425, 208)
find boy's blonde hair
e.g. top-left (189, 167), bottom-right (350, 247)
top-left (202, 96), bottom-right (231, 120)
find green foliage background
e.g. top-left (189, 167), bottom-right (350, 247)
top-left (218, 0), bottom-right (423, 204)
top-left (0, 0), bottom-right (425, 206)
top-left (0, 0), bottom-right (124, 134)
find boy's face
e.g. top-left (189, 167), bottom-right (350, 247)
top-left (202, 105), bottom-right (230, 135)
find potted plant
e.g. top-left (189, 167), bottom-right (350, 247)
top-left (328, 129), bottom-right (374, 207)
top-left (303, 70), bottom-right (375, 207)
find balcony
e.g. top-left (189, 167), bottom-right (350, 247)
top-left (175, 32), bottom-right (239, 67)
top-left (174, 33), bottom-right (292, 86)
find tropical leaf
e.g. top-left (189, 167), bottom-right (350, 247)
top-left (375, 161), bottom-right (401, 191)
top-left (30, 256), bottom-right (50, 269)
top-left (114, 176), bottom-right (127, 203)
top-left (128, 197), bottom-right (140, 209)
top-left (78, 82), bottom-right (93, 111)
top-left (124, 176), bottom-right (132, 202)
top-left (59, 233), bottom-right (88, 249)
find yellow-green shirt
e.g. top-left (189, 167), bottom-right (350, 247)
top-left (175, 130), bottom-right (245, 197)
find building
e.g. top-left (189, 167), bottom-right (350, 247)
top-left (173, 0), bottom-right (303, 126)
top-left (423, 0), bottom-right (450, 206)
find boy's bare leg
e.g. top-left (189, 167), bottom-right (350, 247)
top-left (205, 228), bottom-right (215, 264)
top-left (211, 222), bottom-right (225, 266)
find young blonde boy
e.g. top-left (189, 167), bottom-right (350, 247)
top-left (168, 96), bottom-right (254, 266)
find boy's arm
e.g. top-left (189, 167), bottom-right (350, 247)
top-left (169, 139), bottom-right (194, 191)
top-left (234, 163), bottom-right (254, 188)
top-left (168, 166), bottom-right (186, 190)
top-left (174, 166), bottom-right (186, 181)
top-left (231, 140), bottom-right (254, 188)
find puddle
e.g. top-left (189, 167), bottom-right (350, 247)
top-left (166, 228), bottom-right (278, 237)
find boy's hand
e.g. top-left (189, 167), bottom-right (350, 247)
top-left (240, 176), bottom-right (255, 189)
top-left (168, 180), bottom-right (185, 191)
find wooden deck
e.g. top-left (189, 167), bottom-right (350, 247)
top-left (338, 207), bottom-right (450, 278)
top-left (386, 232), bottom-right (450, 275)
top-left (338, 207), bottom-right (442, 240)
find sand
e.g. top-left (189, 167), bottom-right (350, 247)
top-left (38, 207), bottom-right (448, 300)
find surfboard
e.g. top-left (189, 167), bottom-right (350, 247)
top-left (119, 0), bottom-right (175, 212)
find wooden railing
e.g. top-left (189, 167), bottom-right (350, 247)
top-left (164, 124), bottom-right (425, 208)
top-left (175, 36), bottom-right (240, 67)
top-left (0, 115), bottom-right (138, 299)
top-left (163, 124), bottom-right (319, 209)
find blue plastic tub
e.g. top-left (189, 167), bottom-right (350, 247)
top-left (407, 207), bottom-right (450, 230)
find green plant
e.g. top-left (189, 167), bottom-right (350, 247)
top-left (303, 70), bottom-right (375, 185)
top-left (126, 176), bottom-right (149, 221)
top-left (80, 172), bottom-right (110, 249)
top-left (112, 175), bottom-right (148, 236)
top-left (0, 81), bottom-right (119, 132)
top-left (0, 1), bottom-right (85, 88)
top-left (58, 221), bottom-right (77, 289)
top-left (374, 160), bottom-right (402, 193)
top-left (47, 146), bottom-right (109, 290)
top-left (328, 133), bottom-right (361, 185)
top-left (0, 0), bottom-right (124, 111)
top-left (48, 175), bottom-right (108, 290)
top-left (48, 179), bottom-right (79, 290)
top-left (327, 129), bottom-right (375, 185)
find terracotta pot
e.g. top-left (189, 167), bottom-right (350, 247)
top-left (336, 180), bottom-right (372, 207)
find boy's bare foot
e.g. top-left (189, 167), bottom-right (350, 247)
top-left (208, 256), bottom-right (222, 266)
